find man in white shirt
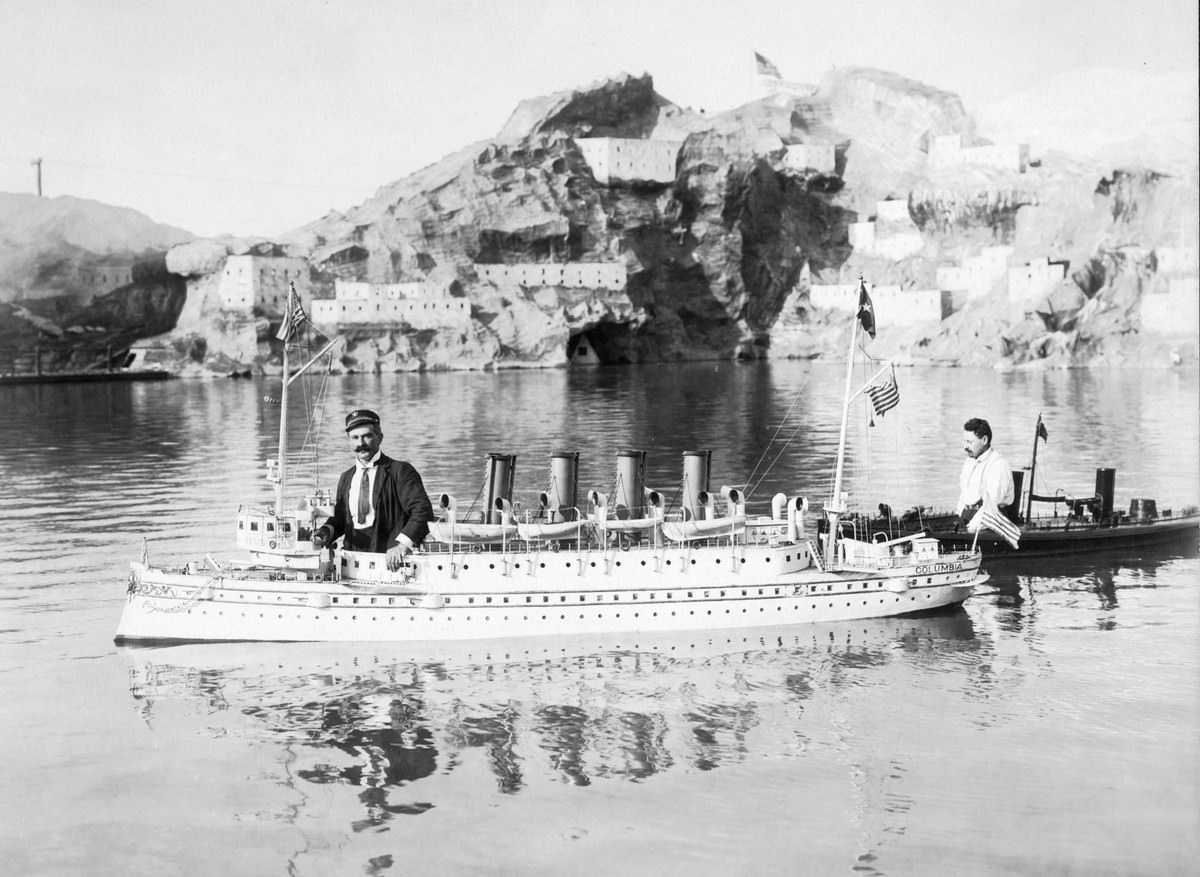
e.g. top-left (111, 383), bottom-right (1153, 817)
top-left (956, 417), bottom-right (1015, 521)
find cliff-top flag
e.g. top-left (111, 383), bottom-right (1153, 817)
top-left (857, 278), bottom-right (876, 339)
top-left (276, 282), bottom-right (308, 342)
top-left (754, 52), bottom-right (782, 78)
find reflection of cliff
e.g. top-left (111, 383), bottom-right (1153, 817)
top-left (124, 611), bottom-right (978, 828)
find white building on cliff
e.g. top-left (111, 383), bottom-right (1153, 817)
top-left (78, 262), bottom-right (134, 291)
top-left (474, 262), bottom-right (626, 290)
top-left (1142, 240), bottom-right (1200, 335)
top-left (218, 254), bottom-right (310, 316)
top-left (848, 199), bottom-right (924, 261)
top-left (936, 245), bottom-right (1014, 304)
top-left (1008, 257), bottom-right (1068, 304)
top-left (809, 282), bottom-right (951, 325)
top-left (1140, 276), bottom-right (1200, 335)
top-left (783, 143), bottom-right (836, 174)
top-left (928, 134), bottom-right (1030, 174)
top-left (310, 280), bottom-right (470, 329)
top-left (574, 138), bottom-right (683, 186)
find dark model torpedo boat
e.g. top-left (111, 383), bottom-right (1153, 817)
top-left (844, 414), bottom-right (1200, 559)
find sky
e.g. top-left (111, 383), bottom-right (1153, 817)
top-left (2, 0), bottom-right (1197, 239)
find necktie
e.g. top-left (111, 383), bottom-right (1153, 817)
top-left (357, 468), bottom-right (371, 524)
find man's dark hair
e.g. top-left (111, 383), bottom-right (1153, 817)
top-left (963, 418), bottom-right (993, 442)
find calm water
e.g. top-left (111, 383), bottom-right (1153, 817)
top-left (1, 363), bottom-right (1198, 876)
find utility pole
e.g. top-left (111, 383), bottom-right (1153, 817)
top-left (31, 158), bottom-right (42, 196)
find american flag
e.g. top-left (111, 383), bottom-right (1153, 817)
top-left (866, 369), bottom-right (900, 417)
top-left (977, 507), bottom-right (1021, 549)
top-left (276, 283), bottom-right (308, 341)
top-left (754, 52), bottom-right (782, 78)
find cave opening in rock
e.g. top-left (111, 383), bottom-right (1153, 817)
top-left (567, 323), bottom-right (638, 366)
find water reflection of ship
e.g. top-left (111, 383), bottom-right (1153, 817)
top-left (980, 550), bottom-right (1185, 616)
top-left (124, 610), bottom-right (978, 822)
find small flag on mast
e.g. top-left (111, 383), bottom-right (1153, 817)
top-left (276, 282), bottom-right (308, 341)
top-left (1037, 418), bottom-right (1049, 443)
top-left (857, 278), bottom-right (876, 339)
top-left (866, 369), bottom-right (900, 417)
top-left (754, 52), bottom-right (782, 79)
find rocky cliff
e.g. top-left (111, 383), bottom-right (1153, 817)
top-left (2, 66), bottom-right (1196, 373)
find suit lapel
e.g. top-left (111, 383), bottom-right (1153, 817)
top-left (372, 455), bottom-right (390, 509)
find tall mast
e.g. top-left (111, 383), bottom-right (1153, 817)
top-left (275, 328), bottom-right (289, 514)
top-left (1024, 413), bottom-right (1043, 522)
top-left (824, 280), bottom-right (863, 567)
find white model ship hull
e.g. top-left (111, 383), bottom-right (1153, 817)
top-left (115, 278), bottom-right (984, 646)
top-left (115, 539), bottom-right (982, 644)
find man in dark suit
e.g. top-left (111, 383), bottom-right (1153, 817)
top-left (313, 409), bottom-right (434, 571)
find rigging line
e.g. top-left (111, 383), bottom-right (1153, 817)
top-left (0, 154), bottom-right (378, 195)
top-left (741, 368), bottom-right (814, 500)
top-left (745, 415), bottom-right (809, 499)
